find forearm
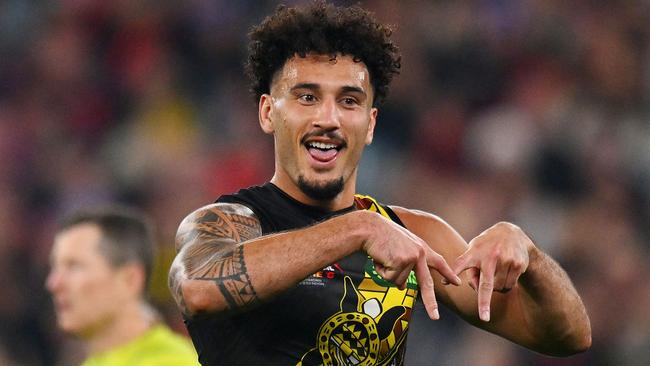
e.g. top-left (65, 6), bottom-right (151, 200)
top-left (171, 208), bottom-right (373, 316)
top-left (517, 246), bottom-right (591, 355)
top-left (243, 211), bottom-right (368, 301)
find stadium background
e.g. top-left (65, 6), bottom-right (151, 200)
top-left (0, 0), bottom-right (648, 365)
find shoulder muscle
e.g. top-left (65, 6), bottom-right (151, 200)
top-left (169, 203), bottom-right (262, 314)
top-left (175, 203), bottom-right (262, 252)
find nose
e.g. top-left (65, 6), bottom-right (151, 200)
top-left (46, 269), bottom-right (61, 293)
top-left (313, 97), bottom-right (341, 130)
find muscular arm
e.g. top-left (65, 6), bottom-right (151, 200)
top-left (168, 204), bottom-right (264, 313)
top-left (169, 203), bottom-right (366, 316)
top-left (169, 203), bottom-right (459, 319)
top-left (393, 207), bottom-right (591, 356)
top-left (514, 245), bottom-right (591, 355)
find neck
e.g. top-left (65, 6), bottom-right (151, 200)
top-left (85, 301), bottom-right (157, 356)
top-left (270, 172), bottom-right (358, 211)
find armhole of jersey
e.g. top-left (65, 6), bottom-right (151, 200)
top-left (215, 197), bottom-right (271, 234)
top-left (382, 204), bottom-right (406, 228)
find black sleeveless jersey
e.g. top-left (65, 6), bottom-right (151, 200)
top-left (185, 183), bottom-right (419, 366)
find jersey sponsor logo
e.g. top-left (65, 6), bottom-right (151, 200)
top-left (300, 263), bottom-right (345, 286)
top-left (315, 263), bottom-right (345, 279)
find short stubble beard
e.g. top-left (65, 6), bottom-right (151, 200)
top-left (297, 175), bottom-right (344, 201)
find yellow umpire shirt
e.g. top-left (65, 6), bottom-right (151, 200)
top-left (81, 324), bottom-right (199, 366)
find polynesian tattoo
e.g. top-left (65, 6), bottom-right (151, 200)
top-left (169, 203), bottom-right (263, 314)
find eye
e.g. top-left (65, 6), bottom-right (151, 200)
top-left (298, 94), bottom-right (317, 104)
top-left (64, 259), bottom-right (85, 271)
top-left (340, 97), bottom-right (358, 106)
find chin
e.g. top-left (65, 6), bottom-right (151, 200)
top-left (58, 318), bottom-right (80, 334)
top-left (57, 313), bottom-right (87, 335)
top-left (298, 175), bottom-right (344, 201)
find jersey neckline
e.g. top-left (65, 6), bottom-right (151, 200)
top-left (266, 182), bottom-right (357, 217)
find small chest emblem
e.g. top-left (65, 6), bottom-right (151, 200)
top-left (300, 263), bottom-right (345, 286)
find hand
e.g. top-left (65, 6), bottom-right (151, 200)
top-left (362, 212), bottom-right (461, 320)
top-left (451, 222), bottom-right (534, 322)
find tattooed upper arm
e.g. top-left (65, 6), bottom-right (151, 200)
top-left (174, 203), bottom-right (261, 251)
top-left (169, 203), bottom-right (263, 316)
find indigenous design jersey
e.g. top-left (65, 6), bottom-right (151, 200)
top-left (184, 183), bottom-right (417, 366)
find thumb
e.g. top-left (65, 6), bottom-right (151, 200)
top-left (452, 250), bottom-right (475, 277)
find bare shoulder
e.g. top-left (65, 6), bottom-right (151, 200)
top-left (388, 205), bottom-right (458, 238)
top-left (175, 202), bottom-right (262, 252)
top-left (388, 205), bottom-right (468, 257)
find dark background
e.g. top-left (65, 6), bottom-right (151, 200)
top-left (0, 0), bottom-right (648, 365)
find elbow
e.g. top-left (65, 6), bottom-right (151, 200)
top-left (553, 333), bottom-right (592, 357)
top-left (543, 322), bottom-right (592, 357)
top-left (564, 316), bottom-right (592, 355)
top-left (568, 325), bottom-right (592, 354)
top-left (181, 280), bottom-right (223, 316)
top-left (576, 332), bottom-right (592, 353)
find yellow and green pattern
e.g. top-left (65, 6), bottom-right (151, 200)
top-left (298, 195), bottom-right (418, 366)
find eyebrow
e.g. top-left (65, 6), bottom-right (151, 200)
top-left (289, 83), bottom-right (320, 92)
top-left (289, 83), bottom-right (367, 96)
top-left (340, 85), bottom-right (366, 96)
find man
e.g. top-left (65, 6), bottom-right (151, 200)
top-left (169, 2), bottom-right (591, 365)
top-left (47, 206), bottom-right (199, 366)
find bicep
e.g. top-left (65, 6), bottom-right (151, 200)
top-left (174, 203), bottom-right (261, 277)
top-left (169, 203), bottom-right (262, 314)
top-left (175, 202), bottom-right (262, 251)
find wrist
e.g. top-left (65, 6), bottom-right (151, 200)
top-left (496, 221), bottom-right (537, 258)
top-left (521, 242), bottom-right (544, 286)
top-left (527, 240), bottom-right (541, 262)
top-left (347, 209), bottom-right (379, 252)
top-left (516, 225), bottom-right (539, 264)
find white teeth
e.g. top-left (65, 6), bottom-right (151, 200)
top-left (308, 142), bottom-right (338, 150)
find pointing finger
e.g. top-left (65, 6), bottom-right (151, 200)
top-left (478, 258), bottom-right (496, 322)
top-left (415, 254), bottom-right (439, 320)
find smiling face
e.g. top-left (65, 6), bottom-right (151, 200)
top-left (259, 54), bottom-right (377, 209)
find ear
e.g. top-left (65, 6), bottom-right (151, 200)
top-left (365, 107), bottom-right (378, 145)
top-left (117, 263), bottom-right (146, 298)
top-left (259, 94), bottom-right (275, 135)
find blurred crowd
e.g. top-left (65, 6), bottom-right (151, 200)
top-left (0, 0), bottom-right (648, 365)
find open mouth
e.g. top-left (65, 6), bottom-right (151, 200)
top-left (305, 140), bottom-right (344, 163)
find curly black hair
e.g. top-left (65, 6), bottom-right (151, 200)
top-left (245, 1), bottom-right (401, 105)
